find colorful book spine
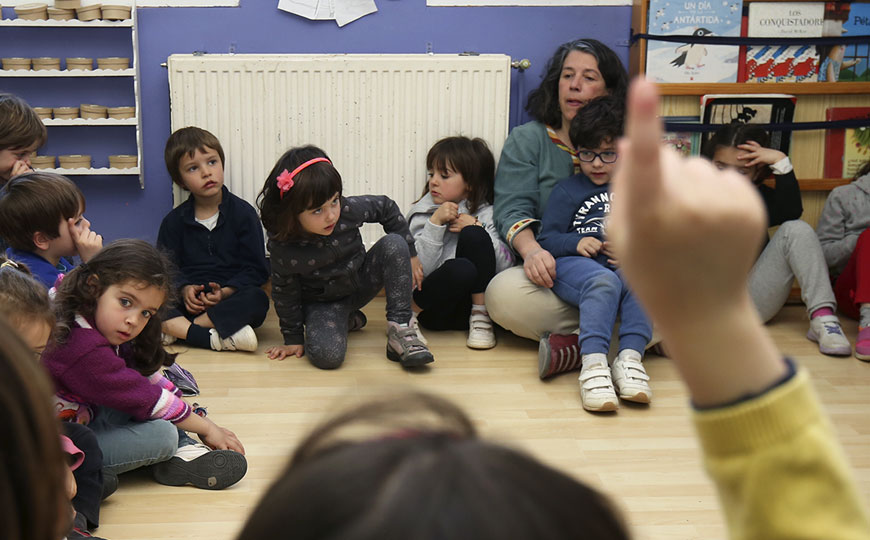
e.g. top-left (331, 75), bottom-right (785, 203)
top-left (824, 107), bottom-right (870, 178)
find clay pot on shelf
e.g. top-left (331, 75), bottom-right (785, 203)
top-left (14, 3), bottom-right (49, 20)
top-left (33, 107), bottom-right (53, 120)
top-left (66, 57), bottom-right (93, 70)
top-left (58, 154), bottom-right (92, 169)
top-left (109, 154), bottom-right (137, 169)
top-left (30, 155), bottom-right (56, 169)
top-left (100, 4), bottom-right (130, 20)
top-left (32, 57), bottom-right (61, 71)
top-left (107, 106), bottom-right (135, 119)
top-left (96, 56), bottom-right (129, 70)
top-left (52, 107), bottom-right (79, 120)
top-left (75, 3), bottom-right (101, 21)
top-left (80, 103), bottom-right (108, 119)
top-left (47, 7), bottom-right (76, 20)
top-left (2, 57), bottom-right (32, 71)
top-left (54, 0), bottom-right (82, 8)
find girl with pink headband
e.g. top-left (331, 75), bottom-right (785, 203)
top-left (257, 145), bottom-right (434, 369)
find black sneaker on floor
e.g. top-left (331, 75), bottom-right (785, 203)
top-left (152, 446), bottom-right (247, 490)
top-left (101, 469), bottom-right (119, 500)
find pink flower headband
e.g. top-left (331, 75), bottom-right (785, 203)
top-left (277, 157), bottom-right (331, 199)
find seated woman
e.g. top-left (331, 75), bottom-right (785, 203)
top-left (484, 38), bottom-right (628, 374)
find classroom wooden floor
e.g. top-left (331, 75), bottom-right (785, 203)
top-left (95, 300), bottom-right (870, 540)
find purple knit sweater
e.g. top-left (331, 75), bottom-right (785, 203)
top-left (41, 315), bottom-right (191, 425)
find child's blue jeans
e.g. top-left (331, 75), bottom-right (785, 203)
top-left (89, 407), bottom-right (178, 475)
top-left (552, 256), bottom-right (652, 355)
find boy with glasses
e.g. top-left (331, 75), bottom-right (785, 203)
top-left (537, 96), bottom-right (653, 412)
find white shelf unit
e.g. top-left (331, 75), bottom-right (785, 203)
top-left (0, 9), bottom-right (144, 188)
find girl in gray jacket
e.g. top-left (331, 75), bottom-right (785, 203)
top-left (406, 137), bottom-right (513, 350)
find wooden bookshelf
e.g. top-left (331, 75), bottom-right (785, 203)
top-left (656, 82), bottom-right (870, 96)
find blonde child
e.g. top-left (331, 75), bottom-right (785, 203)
top-left (40, 240), bottom-right (247, 490)
top-left (538, 96), bottom-right (652, 412)
top-left (406, 137), bottom-right (513, 349)
top-left (0, 257), bottom-right (113, 538)
top-left (702, 123), bottom-right (851, 356)
top-left (0, 172), bottom-right (102, 290)
top-left (816, 161), bottom-right (870, 360)
top-left (258, 145), bottom-right (433, 368)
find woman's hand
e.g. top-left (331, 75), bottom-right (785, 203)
top-left (737, 140), bottom-right (786, 167)
top-left (523, 247), bottom-right (556, 288)
top-left (430, 202), bottom-right (459, 225)
top-left (576, 237), bottom-right (602, 258)
top-left (266, 344), bottom-right (304, 360)
top-left (448, 213), bottom-right (477, 233)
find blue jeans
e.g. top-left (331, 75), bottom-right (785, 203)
top-left (552, 256), bottom-right (652, 355)
top-left (89, 407), bottom-right (179, 475)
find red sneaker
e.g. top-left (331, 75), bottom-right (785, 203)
top-left (538, 332), bottom-right (582, 379)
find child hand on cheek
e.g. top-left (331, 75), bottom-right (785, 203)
top-left (68, 218), bottom-right (103, 263)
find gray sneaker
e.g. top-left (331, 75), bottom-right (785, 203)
top-left (386, 321), bottom-right (434, 367)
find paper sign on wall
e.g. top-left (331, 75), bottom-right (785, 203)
top-left (277, 0), bottom-right (377, 26)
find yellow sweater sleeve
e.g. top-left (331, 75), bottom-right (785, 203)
top-left (693, 369), bottom-right (870, 540)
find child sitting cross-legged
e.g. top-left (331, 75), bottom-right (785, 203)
top-left (537, 96), bottom-right (653, 412)
top-left (0, 172), bottom-right (102, 290)
top-left (158, 127), bottom-right (270, 352)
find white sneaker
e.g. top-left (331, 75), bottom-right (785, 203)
top-left (806, 315), bottom-right (852, 356)
top-left (466, 311), bottom-right (496, 349)
top-left (210, 325), bottom-right (258, 352)
top-left (578, 354), bottom-right (618, 412)
top-left (611, 349), bottom-right (652, 403)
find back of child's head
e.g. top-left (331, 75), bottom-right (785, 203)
top-left (701, 122), bottom-right (770, 160)
top-left (164, 126), bottom-right (226, 188)
top-left (236, 392), bottom-right (630, 540)
top-left (0, 92), bottom-right (47, 152)
top-left (0, 315), bottom-right (69, 540)
top-left (0, 256), bottom-right (54, 334)
top-left (54, 239), bottom-right (177, 375)
top-left (569, 95), bottom-right (625, 150)
top-left (257, 145), bottom-right (343, 241)
top-left (424, 136), bottom-right (495, 214)
top-left (0, 172), bottom-right (84, 252)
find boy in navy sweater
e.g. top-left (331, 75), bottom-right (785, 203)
top-left (537, 96), bottom-right (652, 413)
top-left (158, 127), bottom-right (269, 352)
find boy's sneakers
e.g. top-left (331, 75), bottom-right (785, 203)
top-left (539, 332), bottom-right (582, 379)
top-left (152, 443), bottom-right (247, 490)
top-left (855, 327), bottom-right (870, 361)
top-left (806, 315), bottom-right (852, 356)
top-left (209, 325), bottom-right (258, 352)
top-left (578, 353), bottom-right (618, 412)
top-left (466, 310), bottom-right (496, 349)
top-left (348, 310), bottom-right (368, 332)
top-left (163, 362), bottom-right (200, 397)
top-left (611, 349), bottom-right (652, 403)
top-left (386, 321), bottom-right (434, 367)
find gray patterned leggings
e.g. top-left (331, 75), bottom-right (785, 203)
top-left (304, 233), bottom-right (413, 369)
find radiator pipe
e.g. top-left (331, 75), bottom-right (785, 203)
top-left (511, 58), bottom-right (531, 71)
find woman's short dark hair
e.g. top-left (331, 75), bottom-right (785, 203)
top-left (236, 392), bottom-right (630, 540)
top-left (526, 39), bottom-right (628, 128)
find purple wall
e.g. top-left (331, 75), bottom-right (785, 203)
top-left (3, 3), bottom-right (631, 242)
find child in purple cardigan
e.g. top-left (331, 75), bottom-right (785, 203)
top-left (41, 240), bottom-right (247, 490)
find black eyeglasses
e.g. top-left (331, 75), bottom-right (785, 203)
top-left (577, 150), bottom-right (618, 164)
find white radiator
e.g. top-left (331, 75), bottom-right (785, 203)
top-left (167, 53), bottom-right (511, 247)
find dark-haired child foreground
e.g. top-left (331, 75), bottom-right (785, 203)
top-left (702, 123), bottom-right (852, 357)
top-left (538, 96), bottom-right (652, 412)
top-left (0, 92), bottom-right (45, 185)
top-left (41, 240), bottom-right (247, 490)
top-left (235, 79), bottom-right (870, 540)
top-left (158, 127), bottom-right (270, 352)
top-left (258, 145), bottom-right (433, 368)
top-left (406, 136), bottom-right (514, 349)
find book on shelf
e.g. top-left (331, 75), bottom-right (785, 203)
top-left (819, 2), bottom-right (870, 82)
top-left (742, 2), bottom-right (824, 83)
top-left (824, 107), bottom-right (870, 178)
top-left (645, 0), bottom-right (743, 83)
top-left (700, 94), bottom-right (796, 154)
top-left (662, 116), bottom-right (702, 157)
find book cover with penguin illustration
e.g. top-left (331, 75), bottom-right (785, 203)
top-left (646, 0), bottom-right (743, 82)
